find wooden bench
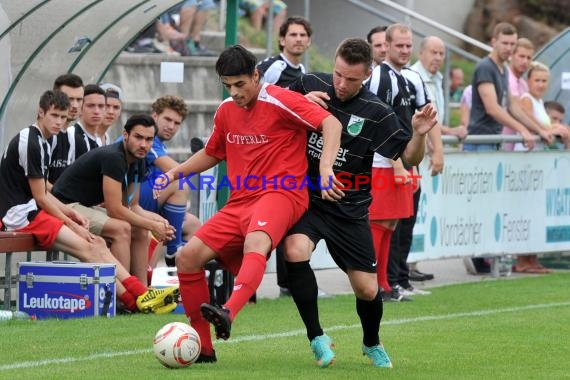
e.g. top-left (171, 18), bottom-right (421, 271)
top-left (0, 232), bottom-right (41, 310)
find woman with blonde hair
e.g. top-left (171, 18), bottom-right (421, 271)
top-left (516, 61), bottom-right (569, 151)
top-left (513, 61), bottom-right (568, 274)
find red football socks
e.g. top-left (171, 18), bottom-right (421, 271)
top-left (224, 252), bottom-right (266, 320)
top-left (122, 275), bottom-right (147, 298)
top-left (370, 223), bottom-right (393, 293)
top-left (178, 271), bottom-right (213, 353)
top-left (118, 291), bottom-right (137, 311)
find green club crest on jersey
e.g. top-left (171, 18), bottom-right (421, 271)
top-left (347, 115), bottom-right (364, 136)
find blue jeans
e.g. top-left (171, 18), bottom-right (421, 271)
top-left (183, 0), bottom-right (217, 11)
top-left (462, 143), bottom-right (499, 152)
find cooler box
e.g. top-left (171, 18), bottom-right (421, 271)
top-left (17, 261), bottom-right (116, 320)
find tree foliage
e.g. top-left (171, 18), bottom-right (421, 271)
top-left (520, 0), bottom-right (570, 25)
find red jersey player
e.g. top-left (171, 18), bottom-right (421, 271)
top-left (159, 45), bottom-right (343, 363)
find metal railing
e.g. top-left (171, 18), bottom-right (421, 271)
top-left (168, 134), bottom-right (561, 157)
top-left (370, 0), bottom-right (491, 53)
top-left (340, 0), bottom-right (491, 127)
top-left (442, 134), bottom-right (546, 146)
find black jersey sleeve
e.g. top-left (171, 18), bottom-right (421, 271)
top-left (25, 131), bottom-right (47, 179)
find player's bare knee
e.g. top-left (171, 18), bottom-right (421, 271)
top-left (169, 187), bottom-right (188, 203)
top-left (113, 220), bottom-right (131, 241)
top-left (356, 285), bottom-right (378, 301)
top-left (184, 213), bottom-right (202, 234)
top-left (92, 236), bottom-right (108, 249)
top-left (176, 240), bottom-right (203, 272)
top-left (82, 240), bottom-right (107, 263)
top-left (131, 226), bottom-right (149, 241)
top-left (283, 236), bottom-right (312, 262)
top-left (71, 239), bottom-right (96, 262)
top-left (243, 231), bottom-right (271, 255)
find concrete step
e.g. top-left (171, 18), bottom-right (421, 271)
top-left (200, 29), bottom-right (268, 58)
top-left (104, 52), bottom-right (222, 101)
top-left (104, 45), bottom-right (268, 144)
top-left (200, 30), bottom-right (226, 51)
top-left (104, 47), bottom-right (266, 102)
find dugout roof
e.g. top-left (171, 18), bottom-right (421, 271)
top-left (0, 0), bottom-right (182, 150)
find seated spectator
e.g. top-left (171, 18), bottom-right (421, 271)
top-left (52, 114), bottom-right (176, 283)
top-left (49, 74), bottom-right (84, 186)
top-left (240, 0), bottom-right (287, 36)
top-left (156, 0), bottom-right (217, 56)
top-left (98, 83), bottom-right (123, 146)
top-left (69, 84), bottom-right (106, 157)
top-left (0, 91), bottom-right (178, 314)
top-left (126, 23), bottom-right (173, 54)
top-left (449, 66), bottom-right (464, 103)
top-left (117, 95), bottom-right (202, 268)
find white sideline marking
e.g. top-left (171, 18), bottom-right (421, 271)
top-left (2, 301), bottom-right (569, 371)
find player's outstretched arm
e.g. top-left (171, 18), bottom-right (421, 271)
top-left (164, 149), bottom-right (221, 185)
top-left (319, 115), bottom-right (345, 201)
top-left (402, 104), bottom-right (437, 166)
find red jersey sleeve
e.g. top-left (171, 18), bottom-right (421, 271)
top-left (264, 84), bottom-right (331, 132)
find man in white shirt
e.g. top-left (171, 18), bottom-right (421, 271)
top-left (411, 36), bottom-right (468, 142)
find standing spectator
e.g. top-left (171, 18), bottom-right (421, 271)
top-left (366, 25), bottom-right (388, 67)
top-left (404, 35), bottom-right (466, 287)
top-left (366, 24), bottom-right (441, 301)
top-left (240, 0), bottom-right (287, 36)
top-left (257, 16), bottom-right (313, 298)
top-left (0, 91), bottom-right (179, 314)
top-left (162, 45), bottom-right (342, 363)
top-left (284, 38), bottom-right (436, 368)
top-left (98, 83), bottom-right (123, 146)
top-left (502, 38), bottom-right (534, 151)
top-left (517, 62), bottom-right (569, 151)
top-left (464, 22), bottom-right (552, 152)
top-left (449, 66), bottom-right (465, 103)
top-left (512, 62), bottom-right (570, 273)
top-left (411, 37), bottom-right (468, 141)
top-left (257, 16), bottom-right (311, 88)
top-left (462, 23), bottom-right (553, 275)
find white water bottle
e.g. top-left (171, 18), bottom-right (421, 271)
top-left (499, 255), bottom-right (513, 277)
top-left (0, 310), bottom-right (32, 321)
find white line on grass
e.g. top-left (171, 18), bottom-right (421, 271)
top-left (2, 301), bottom-right (569, 371)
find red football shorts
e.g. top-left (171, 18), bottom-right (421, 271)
top-left (195, 192), bottom-right (307, 275)
top-left (16, 210), bottom-right (65, 249)
top-left (368, 167), bottom-right (414, 220)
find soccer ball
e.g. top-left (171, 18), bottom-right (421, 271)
top-left (153, 322), bottom-right (201, 368)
